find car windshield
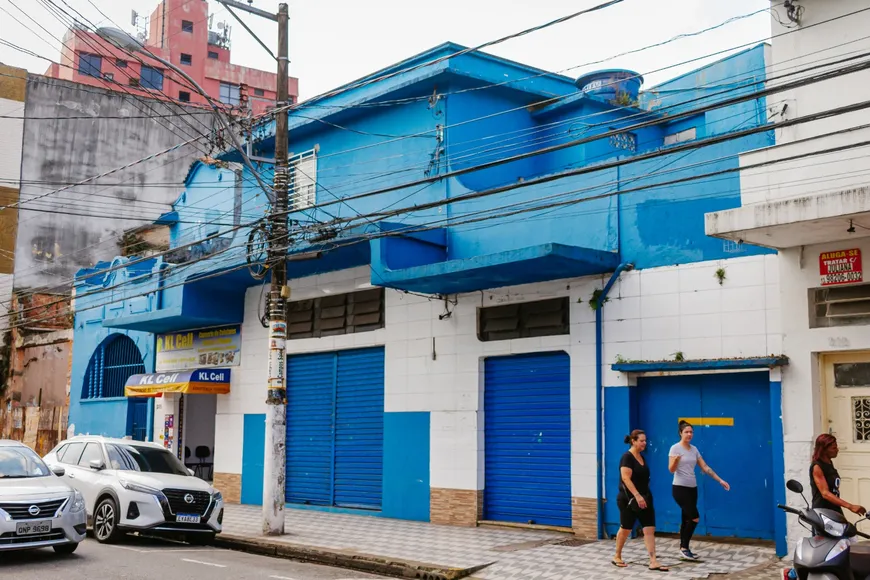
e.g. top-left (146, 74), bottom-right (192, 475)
top-left (0, 446), bottom-right (51, 478)
top-left (106, 443), bottom-right (188, 476)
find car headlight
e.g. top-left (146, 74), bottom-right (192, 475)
top-left (822, 514), bottom-right (848, 537)
top-left (213, 490), bottom-right (223, 503)
top-left (119, 479), bottom-right (162, 496)
top-left (70, 490), bottom-right (85, 513)
top-left (826, 538), bottom-right (850, 562)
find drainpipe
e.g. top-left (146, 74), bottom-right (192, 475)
top-left (155, 262), bottom-right (170, 311)
top-left (596, 262), bottom-right (634, 539)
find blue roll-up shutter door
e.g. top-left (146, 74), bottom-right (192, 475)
top-left (335, 348), bottom-right (384, 508)
top-left (285, 352), bottom-right (335, 506)
top-left (484, 352), bottom-right (571, 527)
top-left (286, 347), bottom-right (384, 510)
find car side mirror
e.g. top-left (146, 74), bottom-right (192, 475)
top-left (51, 465), bottom-right (65, 477)
top-left (89, 459), bottom-right (105, 471)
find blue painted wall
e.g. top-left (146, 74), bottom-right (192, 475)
top-left (607, 373), bottom-right (777, 542)
top-left (770, 381), bottom-right (787, 557)
top-left (241, 414), bottom-right (266, 505)
top-left (69, 259), bottom-right (156, 438)
top-left (603, 385), bottom-right (638, 537)
top-left (75, 42), bottom-right (776, 305)
top-left (382, 412), bottom-right (431, 521)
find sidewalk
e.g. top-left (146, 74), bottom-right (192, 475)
top-left (220, 505), bottom-right (782, 580)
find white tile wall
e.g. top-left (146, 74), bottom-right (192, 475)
top-left (216, 255), bottom-right (782, 504)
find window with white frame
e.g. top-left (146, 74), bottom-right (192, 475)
top-left (290, 149), bottom-right (317, 211)
top-left (664, 127), bottom-right (697, 146)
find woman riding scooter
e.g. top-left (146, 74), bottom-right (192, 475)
top-left (782, 434), bottom-right (867, 580)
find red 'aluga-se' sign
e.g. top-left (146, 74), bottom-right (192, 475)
top-left (820, 248), bottom-right (863, 286)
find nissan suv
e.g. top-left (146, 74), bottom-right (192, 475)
top-left (43, 436), bottom-right (223, 545)
top-left (0, 440), bottom-right (86, 554)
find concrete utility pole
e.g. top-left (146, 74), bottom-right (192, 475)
top-left (213, 0), bottom-right (290, 536)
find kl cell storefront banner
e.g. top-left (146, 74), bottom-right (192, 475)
top-left (155, 325), bottom-right (241, 372)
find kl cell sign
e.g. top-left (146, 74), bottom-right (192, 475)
top-left (820, 248), bottom-right (863, 286)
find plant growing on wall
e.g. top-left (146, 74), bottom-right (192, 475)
top-left (673, 351), bottom-right (685, 362)
top-left (588, 289), bottom-right (609, 310)
top-left (714, 267), bottom-right (727, 285)
top-left (119, 231), bottom-right (152, 257)
top-left (611, 90), bottom-right (639, 108)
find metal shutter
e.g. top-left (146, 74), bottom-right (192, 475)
top-left (484, 352), bottom-right (571, 527)
top-left (285, 347), bottom-right (384, 509)
top-left (285, 352), bottom-right (334, 505)
top-left (334, 348), bottom-right (384, 509)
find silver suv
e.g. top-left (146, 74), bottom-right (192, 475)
top-left (44, 436), bottom-right (223, 545)
top-left (0, 440), bottom-right (86, 554)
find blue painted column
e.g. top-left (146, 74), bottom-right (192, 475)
top-left (770, 369), bottom-right (787, 557)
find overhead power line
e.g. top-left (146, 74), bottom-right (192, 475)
top-left (6, 95), bottom-right (870, 326)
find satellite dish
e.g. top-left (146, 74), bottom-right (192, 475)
top-left (217, 21), bottom-right (224, 29)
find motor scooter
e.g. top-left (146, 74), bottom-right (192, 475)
top-left (779, 478), bottom-right (870, 580)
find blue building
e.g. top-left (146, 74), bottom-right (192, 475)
top-left (69, 42), bottom-right (787, 552)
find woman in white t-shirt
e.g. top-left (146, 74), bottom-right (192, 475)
top-left (668, 420), bottom-right (730, 561)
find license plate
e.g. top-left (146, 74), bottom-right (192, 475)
top-left (15, 520), bottom-right (51, 536)
top-left (176, 514), bottom-right (201, 524)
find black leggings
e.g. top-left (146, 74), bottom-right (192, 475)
top-left (672, 485), bottom-right (699, 550)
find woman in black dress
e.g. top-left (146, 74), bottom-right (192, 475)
top-left (612, 429), bottom-right (669, 572)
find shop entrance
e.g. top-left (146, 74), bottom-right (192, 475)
top-left (180, 393), bottom-right (217, 482)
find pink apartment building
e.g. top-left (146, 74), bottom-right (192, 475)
top-left (44, 0), bottom-right (298, 116)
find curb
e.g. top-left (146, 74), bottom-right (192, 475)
top-left (214, 533), bottom-right (489, 580)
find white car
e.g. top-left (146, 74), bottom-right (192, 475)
top-left (43, 436), bottom-right (223, 545)
top-left (0, 440), bottom-right (86, 554)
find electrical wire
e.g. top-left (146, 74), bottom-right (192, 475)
top-left (0, 44), bottom-right (860, 302)
top-left (11, 132), bottom-right (870, 330)
top-left (0, 97), bottom-right (768, 299)
top-left (6, 96), bottom-right (870, 326)
top-left (0, 39), bottom-right (852, 300)
top-left (0, 4), bottom-right (860, 310)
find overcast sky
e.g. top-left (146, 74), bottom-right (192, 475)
top-left (0, 0), bottom-right (772, 101)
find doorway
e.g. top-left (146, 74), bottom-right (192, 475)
top-left (823, 352), bottom-right (870, 522)
top-left (180, 393), bottom-right (217, 482)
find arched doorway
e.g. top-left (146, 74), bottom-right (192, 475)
top-left (81, 334), bottom-right (148, 440)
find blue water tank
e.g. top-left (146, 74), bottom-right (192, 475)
top-left (575, 69), bottom-right (643, 103)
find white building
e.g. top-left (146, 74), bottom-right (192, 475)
top-left (707, 0), bottom-right (870, 549)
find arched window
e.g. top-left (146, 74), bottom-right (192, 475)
top-left (81, 335), bottom-right (145, 399)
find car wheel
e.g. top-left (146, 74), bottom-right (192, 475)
top-left (187, 532), bottom-right (216, 546)
top-left (53, 543), bottom-right (78, 555)
top-left (93, 498), bottom-right (122, 544)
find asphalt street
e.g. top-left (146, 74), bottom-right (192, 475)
top-left (0, 536), bottom-right (391, 580)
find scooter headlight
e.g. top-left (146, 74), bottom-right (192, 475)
top-left (826, 539), bottom-right (850, 562)
top-left (821, 514), bottom-right (848, 537)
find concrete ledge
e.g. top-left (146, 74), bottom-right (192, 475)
top-left (214, 533), bottom-right (490, 580)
